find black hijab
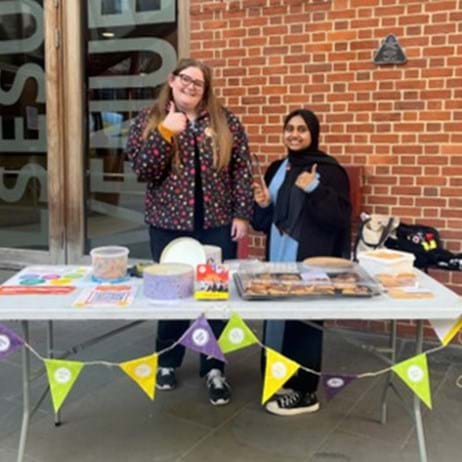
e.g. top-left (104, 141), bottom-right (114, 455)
top-left (273, 109), bottom-right (343, 241)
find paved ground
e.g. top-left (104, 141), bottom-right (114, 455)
top-left (0, 269), bottom-right (461, 462)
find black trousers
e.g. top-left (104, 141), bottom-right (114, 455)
top-left (150, 225), bottom-right (237, 377)
top-left (261, 320), bottom-right (323, 394)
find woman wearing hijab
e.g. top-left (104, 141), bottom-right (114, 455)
top-left (252, 108), bottom-right (351, 416)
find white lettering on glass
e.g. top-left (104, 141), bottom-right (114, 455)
top-left (0, 0), bottom-right (43, 54)
top-left (87, 0), bottom-right (175, 28)
top-left (88, 0), bottom-right (177, 149)
top-left (0, 1), bottom-right (46, 153)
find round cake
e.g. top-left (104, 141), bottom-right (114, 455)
top-left (143, 263), bottom-right (194, 300)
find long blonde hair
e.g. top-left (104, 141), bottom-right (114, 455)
top-left (142, 58), bottom-right (233, 170)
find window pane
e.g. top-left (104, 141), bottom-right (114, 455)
top-left (85, 0), bottom-right (178, 258)
top-left (0, 0), bottom-right (48, 251)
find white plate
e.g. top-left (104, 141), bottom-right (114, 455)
top-left (160, 237), bottom-right (207, 268)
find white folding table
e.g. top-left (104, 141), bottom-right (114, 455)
top-left (1, 266), bottom-right (461, 462)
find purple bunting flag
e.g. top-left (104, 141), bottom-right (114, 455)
top-left (179, 314), bottom-right (226, 363)
top-left (0, 324), bottom-right (24, 360)
top-left (322, 373), bottom-right (357, 401)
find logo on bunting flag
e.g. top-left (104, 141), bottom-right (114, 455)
top-left (218, 312), bottom-right (259, 354)
top-left (322, 373), bottom-right (357, 401)
top-left (120, 354), bottom-right (158, 400)
top-left (179, 314), bottom-right (226, 362)
top-left (392, 353), bottom-right (432, 409)
top-left (0, 324), bottom-right (23, 360)
top-left (44, 359), bottom-right (84, 413)
top-left (262, 348), bottom-right (300, 404)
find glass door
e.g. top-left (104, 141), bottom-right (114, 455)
top-left (68, 0), bottom-right (185, 263)
top-left (0, 0), bottom-right (187, 266)
top-left (0, 0), bottom-right (57, 264)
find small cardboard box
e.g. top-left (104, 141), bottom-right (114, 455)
top-left (195, 263), bottom-right (229, 300)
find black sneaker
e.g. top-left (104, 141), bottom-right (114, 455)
top-left (275, 387), bottom-right (294, 397)
top-left (206, 369), bottom-right (231, 406)
top-left (265, 391), bottom-right (320, 416)
top-left (156, 367), bottom-right (176, 390)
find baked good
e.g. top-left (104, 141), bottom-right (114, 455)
top-left (341, 286), bottom-right (370, 296)
top-left (375, 272), bottom-right (417, 288)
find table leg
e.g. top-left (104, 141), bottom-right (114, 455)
top-left (17, 321), bottom-right (30, 462)
top-left (380, 320), bottom-right (397, 424)
top-left (414, 320), bottom-right (428, 462)
top-left (47, 321), bottom-right (61, 426)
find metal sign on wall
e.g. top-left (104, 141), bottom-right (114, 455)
top-left (373, 34), bottom-right (407, 65)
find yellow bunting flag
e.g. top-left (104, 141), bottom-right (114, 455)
top-left (120, 354), bottom-right (158, 400)
top-left (430, 317), bottom-right (462, 346)
top-left (262, 348), bottom-right (300, 404)
top-left (218, 312), bottom-right (259, 354)
top-left (44, 359), bottom-right (84, 413)
top-left (392, 353), bottom-right (432, 409)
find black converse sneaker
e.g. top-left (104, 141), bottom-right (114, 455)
top-left (265, 391), bottom-right (320, 416)
top-left (206, 369), bottom-right (231, 406)
top-left (156, 367), bottom-right (177, 390)
top-left (275, 387), bottom-right (294, 396)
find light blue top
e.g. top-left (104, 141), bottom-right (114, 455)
top-left (268, 159), bottom-right (320, 262)
top-left (265, 158), bottom-right (320, 351)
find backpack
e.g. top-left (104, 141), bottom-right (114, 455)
top-left (385, 223), bottom-right (462, 270)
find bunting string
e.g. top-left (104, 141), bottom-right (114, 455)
top-left (1, 312), bottom-right (461, 411)
top-left (22, 322), bottom-right (196, 369)
top-left (7, 322), bottom-right (462, 378)
top-left (3, 317), bottom-right (458, 377)
top-left (20, 331), bottom-right (446, 378)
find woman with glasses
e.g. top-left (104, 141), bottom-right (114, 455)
top-left (126, 58), bottom-right (253, 406)
top-left (252, 109), bottom-right (351, 416)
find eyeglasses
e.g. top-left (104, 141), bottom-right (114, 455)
top-left (176, 73), bottom-right (205, 90)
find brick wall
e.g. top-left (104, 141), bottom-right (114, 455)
top-left (189, 0), bottom-right (462, 338)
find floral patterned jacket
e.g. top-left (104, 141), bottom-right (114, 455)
top-left (126, 107), bottom-right (253, 230)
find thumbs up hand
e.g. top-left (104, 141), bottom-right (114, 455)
top-left (295, 164), bottom-right (318, 190)
top-left (162, 101), bottom-right (187, 134)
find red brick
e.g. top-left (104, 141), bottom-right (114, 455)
top-left (191, 0), bottom-right (462, 306)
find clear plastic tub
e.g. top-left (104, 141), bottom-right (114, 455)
top-left (90, 246), bottom-right (129, 281)
top-left (358, 249), bottom-right (415, 274)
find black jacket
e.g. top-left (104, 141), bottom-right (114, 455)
top-left (252, 158), bottom-right (352, 261)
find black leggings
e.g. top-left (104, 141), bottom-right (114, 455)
top-left (150, 225), bottom-right (237, 377)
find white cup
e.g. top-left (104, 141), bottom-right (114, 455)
top-left (203, 245), bottom-right (222, 264)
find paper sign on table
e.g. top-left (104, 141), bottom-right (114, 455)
top-left (2, 266), bottom-right (92, 292)
top-left (0, 286), bottom-right (76, 295)
top-left (73, 285), bottom-right (137, 308)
